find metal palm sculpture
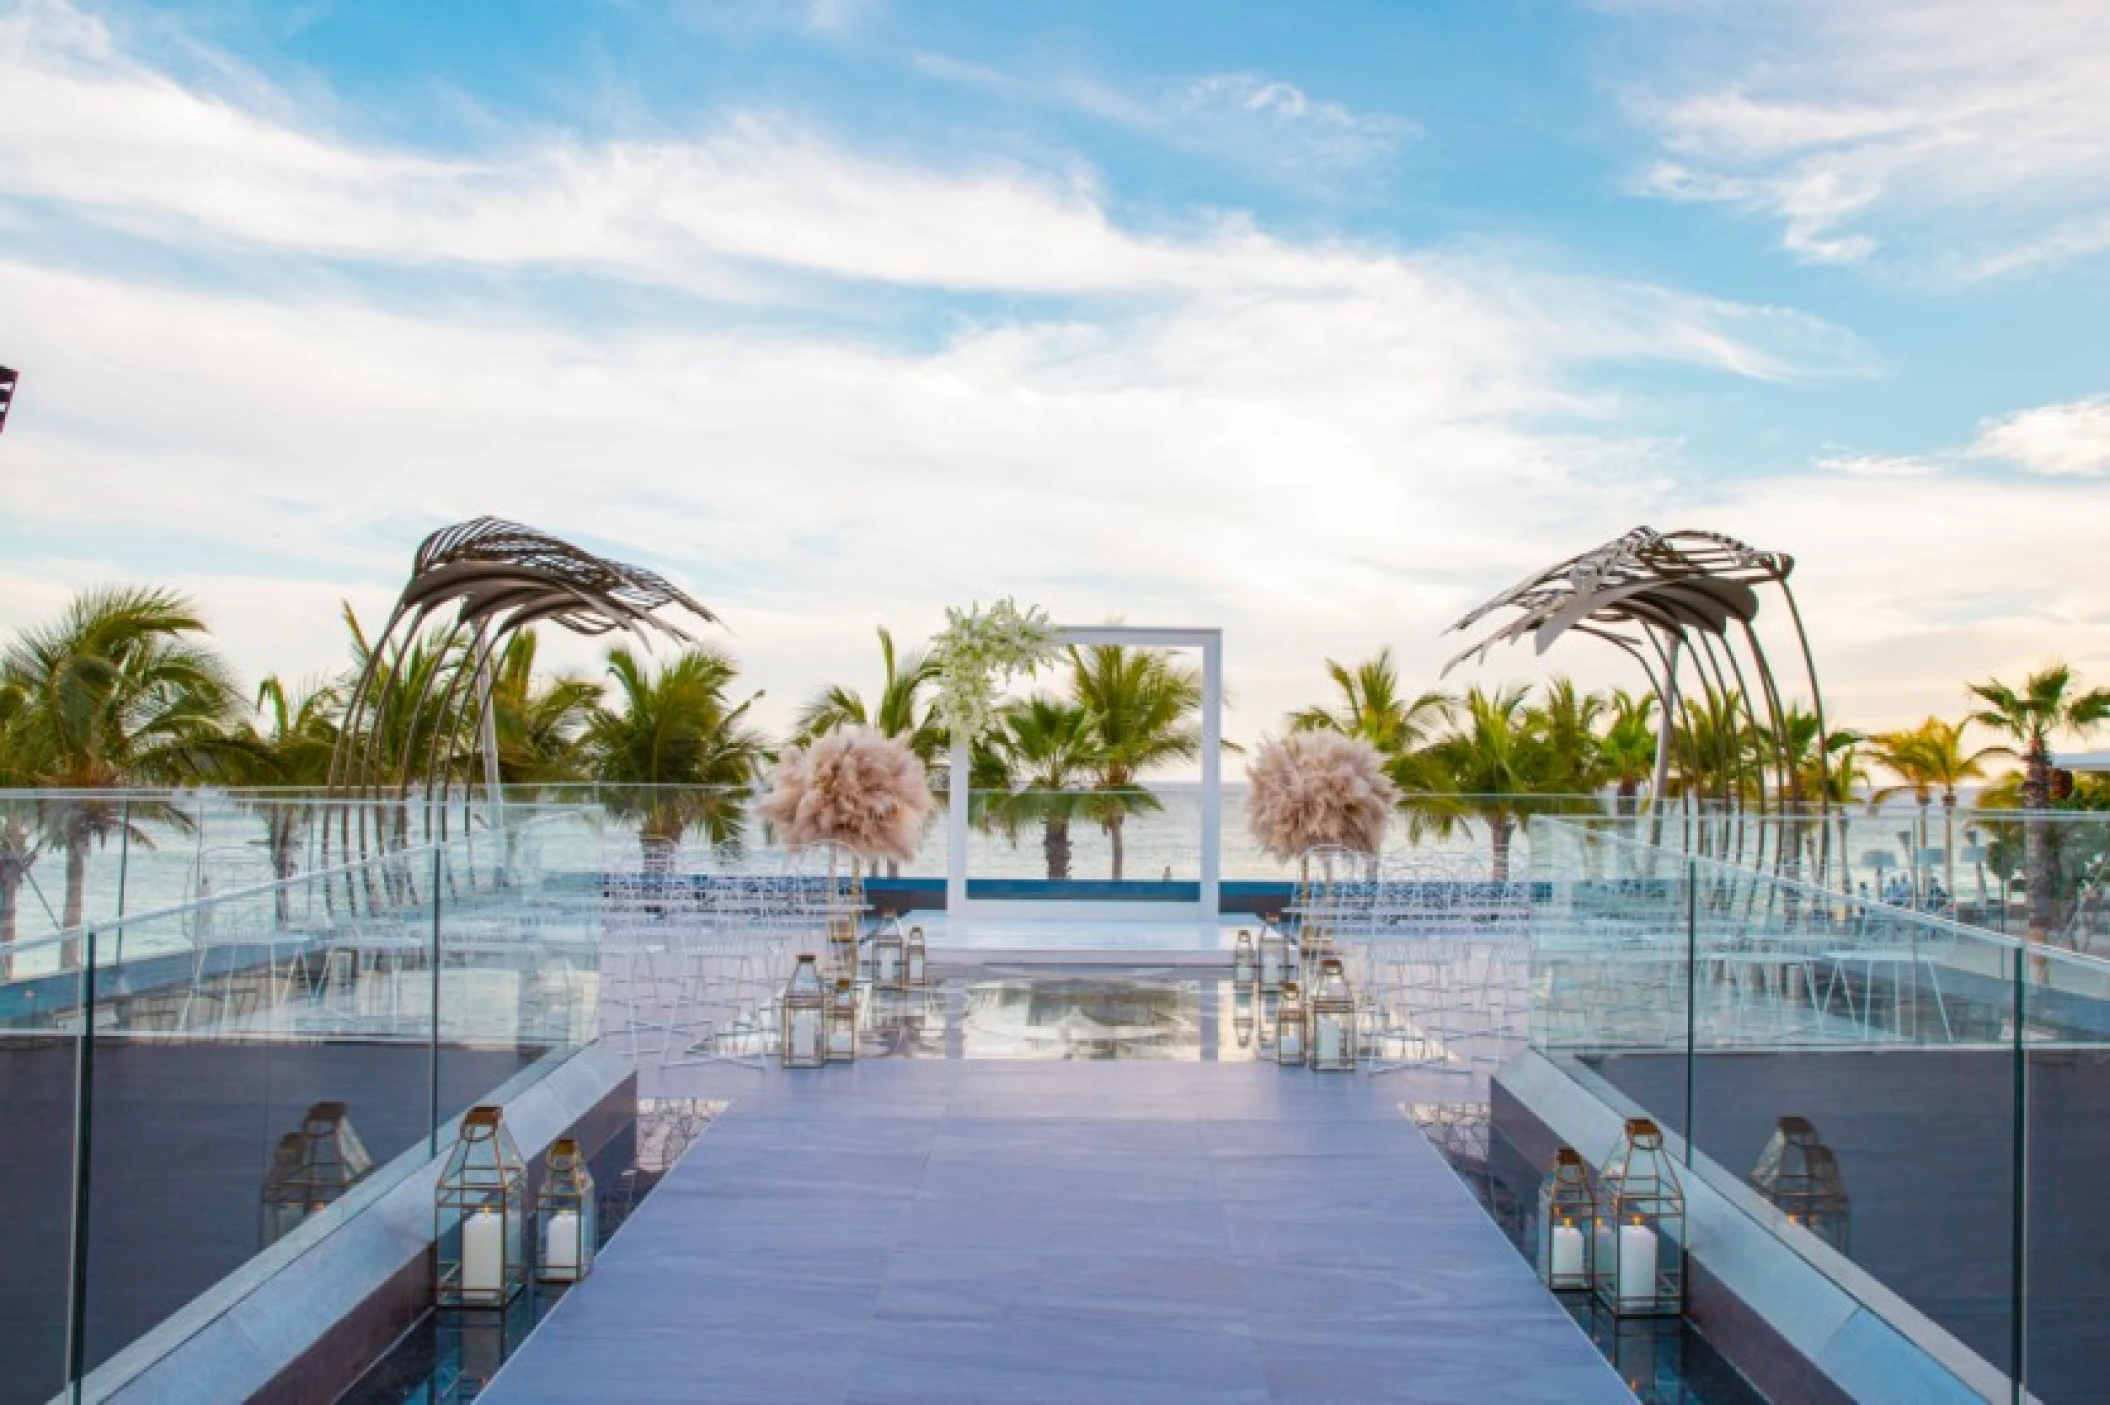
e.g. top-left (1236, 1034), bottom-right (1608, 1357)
top-left (1443, 527), bottom-right (1828, 807)
top-left (327, 518), bottom-right (717, 857)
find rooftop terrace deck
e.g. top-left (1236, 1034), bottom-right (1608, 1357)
top-left (480, 1058), bottom-right (1631, 1404)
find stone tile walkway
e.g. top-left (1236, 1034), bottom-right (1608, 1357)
top-left (483, 1061), bottom-right (1630, 1404)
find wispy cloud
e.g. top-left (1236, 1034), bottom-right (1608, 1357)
top-left (1968, 395), bottom-right (2110, 477)
top-left (1615, 0), bottom-right (2110, 278)
top-left (911, 53), bottom-right (1414, 191)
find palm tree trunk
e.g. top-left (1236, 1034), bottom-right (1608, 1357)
top-left (63, 830), bottom-right (91, 968)
top-left (1490, 815), bottom-right (1514, 883)
top-left (2025, 749), bottom-right (2055, 942)
top-left (1109, 816), bottom-right (1125, 882)
top-left (1941, 791), bottom-right (1957, 909)
top-left (64, 831), bottom-right (89, 933)
top-left (1044, 817), bottom-right (1071, 881)
top-left (0, 875), bottom-right (17, 965)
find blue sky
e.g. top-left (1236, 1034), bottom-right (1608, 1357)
top-left (1, 0), bottom-right (2106, 744)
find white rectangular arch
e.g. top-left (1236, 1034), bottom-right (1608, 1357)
top-left (946, 625), bottom-right (1222, 923)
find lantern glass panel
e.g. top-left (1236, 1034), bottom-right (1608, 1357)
top-left (1259, 923), bottom-right (1287, 992)
top-left (435, 1106), bottom-right (528, 1309)
top-left (1308, 958), bottom-right (1356, 1071)
top-left (1274, 981), bottom-right (1306, 1065)
top-left (873, 924), bottom-right (906, 990)
top-left (1594, 1118), bottom-right (1684, 1316)
top-left (782, 955), bottom-right (827, 1067)
top-left (1537, 1148), bottom-right (1599, 1292)
top-left (905, 925), bottom-right (928, 986)
top-left (263, 1101), bottom-right (375, 1245)
top-left (827, 978), bottom-right (858, 1062)
top-left (537, 1138), bottom-right (597, 1283)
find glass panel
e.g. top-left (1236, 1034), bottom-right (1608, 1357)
top-left (1682, 855), bottom-right (2018, 1385)
top-left (75, 846), bottom-right (442, 1379)
top-left (436, 816), bottom-right (596, 1139)
top-left (2022, 944), bottom-right (2110, 1404)
top-left (0, 937), bottom-right (82, 1405)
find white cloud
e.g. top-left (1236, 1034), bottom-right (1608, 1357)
top-left (0, 0), bottom-right (2083, 749)
top-left (1968, 395), bottom-right (2110, 477)
top-left (1618, 0), bottom-right (2110, 276)
top-left (1813, 452), bottom-right (1938, 480)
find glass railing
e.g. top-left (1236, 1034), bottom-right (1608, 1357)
top-left (1557, 806), bottom-right (2110, 949)
top-left (0, 811), bottom-right (599, 1405)
top-left (0, 785), bottom-right (1652, 955)
top-left (1525, 814), bottom-right (2110, 1403)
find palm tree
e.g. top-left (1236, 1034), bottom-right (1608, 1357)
top-left (1290, 649), bottom-right (1449, 756)
top-left (1868, 725), bottom-right (1939, 898)
top-left (239, 675), bottom-right (342, 908)
top-left (1669, 688), bottom-right (1759, 804)
top-left (1532, 676), bottom-right (1608, 798)
top-left (795, 627), bottom-right (942, 876)
top-left (332, 605), bottom-right (481, 855)
top-left (585, 646), bottom-right (769, 862)
top-left (1068, 644), bottom-right (1202, 880)
top-left (0, 679), bottom-right (44, 962)
top-left (1413, 684), bottom-right (1559, 880)
top-left (981, 695), bottom-right (1101, 880)
top-left (795, 627), bottom-right (945, 765)
top-left (1599, 690), bottom-right (1658, 816)
top-left (2, 588), bottom-right (243, 953)
top-left (488, 631), bottom-right (600, 786)
top-left (1967, 665), bottom-right (2110, 940)
top-left (1875, 718), bottom-right (1999, 903)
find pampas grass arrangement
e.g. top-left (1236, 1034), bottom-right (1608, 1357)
top-left (1246, 731), bottom-right (1397, 861)
top-left (759, 726), bottom-right (935, 864)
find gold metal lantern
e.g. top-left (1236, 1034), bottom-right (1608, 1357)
top-left (435, 1106), bottom-right (528, 1309)
top-left (536, 1137), bottom-right (596, 1284)
top-left (1259, 918), bottom-right (1289, 993)
top-left (1749, 1116), bottom-right (1850, 1252)
top-left (1594, 1118), bottom-right (1685, 1317)
top-left (1274, 981), bottom-right (1307, 1065)
top-left (1307, 958), bottom-right (1356, 1072)
top-left (1538, 1147), bottom-right (1598, 1291)
top-left (827, 977), bottom-right (859, 1062)
top-left (872, 922), bottom-right (907, 990)
top-left (782, 954), bottom-right (828, 1068)
top-left (905, 924), bottom-right (928, 986)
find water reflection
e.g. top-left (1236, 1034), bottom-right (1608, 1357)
top-left (260, 1101), bottom-right (374, 1247)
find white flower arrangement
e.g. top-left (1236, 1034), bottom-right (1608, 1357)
top-left (928, 597), bottom-right (1058, 742)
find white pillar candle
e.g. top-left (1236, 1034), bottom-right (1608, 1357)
top-left (1315, 1017), bottom-right (1344, 1065)
top-left (828, 1020), bottom-right (854, 1057)
top-left (462, 1209), bottom-right (504, 1295)
top-left (544, 1210), bottom-right (580, 1274)
top-left (1618, 1221), bottom-right (1658, 1306)
top-left (791, 1008), bottom-right (819, 1059)
top-left (1550, 1223), bottom-right (1585, 1281)
top-left (1279, 1026), bottom-right (1303, 1061)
